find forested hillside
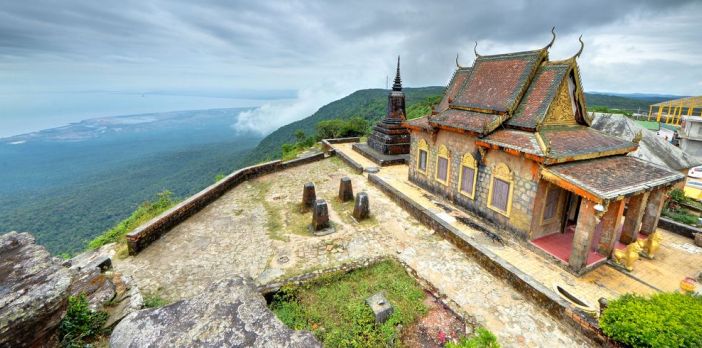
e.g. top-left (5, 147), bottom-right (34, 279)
top-left (244, 87), bottom-right (444, 164)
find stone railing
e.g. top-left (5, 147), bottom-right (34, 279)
top-left (126, 152), bottom-right (326, 254)
top-left (658, 216), bottom-right (701, 239)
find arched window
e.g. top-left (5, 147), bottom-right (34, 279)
top-left (416, 139), bottom-right (429, 174)
top-left (435, 144), bottom-right (450, 185)
top-left (488, 163), bottom-right (513, 217)
top-left (458, 153), bottom-right (478, 199)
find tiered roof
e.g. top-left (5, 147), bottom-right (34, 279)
top-left (406, 36), bottom-right (628, 164)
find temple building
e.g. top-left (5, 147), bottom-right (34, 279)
top-left (404, 33), bottom-right (684, 274)
top-left (353, 57), bottom-right (411, 165)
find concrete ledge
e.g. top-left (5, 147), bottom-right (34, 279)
top-left (367, 173), bottom-right (618, 347)
top-left (658, 217), bottom-right (700, 239)
top-left (126, 153), bottom-right (327, 255)
top-left (323, 137), bottom-right (360, 144)
top-left (335, 149), bottom-right (364, 175)
top-left (351, 143), bottom-right (408, 166)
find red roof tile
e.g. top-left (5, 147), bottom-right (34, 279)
top-left (541, 126), bottom-right (634, 160)
top-left (405, 116), bottom-right (434, 132)
top-left (428, 109), bottom-right (503, 135)
top-left (437, 68), bottom-right (471, 112)
top-left (543, 156), bottom-right (683, 200)
top-left (507, 63), bottom-right (569, 130)
top-left (452, 50), bottom-right (544, 113)
top-left (481, 129), bottom-right (544, 156)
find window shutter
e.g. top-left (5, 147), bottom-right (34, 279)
top-left (438, 157), bottom-right (448, 181)
top-left (492, 178), bottom-right (510, 211)
top-left (461, 166), bottom-right (475, 194)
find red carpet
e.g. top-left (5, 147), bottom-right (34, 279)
top-left (532, 227), bottom-right (606, 265)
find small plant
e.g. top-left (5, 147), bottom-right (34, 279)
top-left (446, 328), bottom-right (500, 348)
top-left (143, 293), bottom-right (169, 308)
top-left (599, 292), bottom-right (702, 347)
top-left (59, 294), bottom-right (109, 347)
top-left (214, 173), bottom-right (225, 182)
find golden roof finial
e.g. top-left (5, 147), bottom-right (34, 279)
top-left (474, 41), bottom-right (481, 57)
top-left (545, 26), bottom-right (556, 49)
top-left (456, 53), bottom-right (465, 69)
top-left (574, 35), bottom-right (584, 58)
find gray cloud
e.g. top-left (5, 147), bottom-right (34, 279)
top-left (0, 0), bottom-right (700, 133)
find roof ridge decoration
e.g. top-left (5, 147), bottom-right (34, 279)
top-left (456, 53), bottom-right (466, 69)
top-left (474, 41), bottom-right (481, 57)
top-left (544, 26), bottom-right (556, 49)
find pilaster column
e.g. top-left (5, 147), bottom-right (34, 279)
top-left (640, 188), bottom-right (667, 235)
top-left (620, 192), bottom-right (650, 244)
top-left (569, 198), bottom-right (598, 272)
top-left (597, 199), bottom-right (626, 256)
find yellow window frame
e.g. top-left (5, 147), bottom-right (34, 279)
top-left (435, 144), bottom-right (450, 186)
top-left (458, 153), bottom-right (478, 199)
top-left (416, 138), bottom-right (429, 175)
top-left (487, 162), bottom-right (514, 217)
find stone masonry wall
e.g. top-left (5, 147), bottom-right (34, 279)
top-left (408, 130), bottom-right (539, 239)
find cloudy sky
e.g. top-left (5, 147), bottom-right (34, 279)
top-left (1, 0), bottom-right (701, 136)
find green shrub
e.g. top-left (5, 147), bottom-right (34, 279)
top-left (87, 190), bottom-right (177, 250)
top-left (59, 294), bottom-right (108, 347)
top-left (143, 293), bottom-right (169, 308)
top-left (662, 208), bottom-right (699, 226)
top-left (599, 292), bottom-right (702, 347)
top-left (214, 173), bottom-right (225, 182)
top-left (446, 328), bottom-right (500, 348)
top-left (670, 188), bottom-right (687, 204)
top-left (316, 117), bottom-right (369, 139)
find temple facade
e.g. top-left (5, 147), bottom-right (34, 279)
top-left (404, 34), bottom-right (684, 274)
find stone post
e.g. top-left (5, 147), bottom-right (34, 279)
top-left (640, 188), bottom-right (666, 235)
top-left (352, 192), bottom-right (370, 220)
top-left (620, 192), bottom-right (650, 244)
top-left (569, 198), bottom-right (598, 272)
top-left (302, 182), bottom-right (316, 209)
top-left (597, 199), bottom-right (626, 256)
top-left (311, 199), bottom-right (330, 231)
top-left (339, 177), bottom-right (354, 202)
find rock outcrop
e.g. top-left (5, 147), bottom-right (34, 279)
top-left (65, 244), bottom-right (116, 310)
top-left (110, 276), bottom-right (320, 347)
top-left (0, 232), bottom-right (73, 347)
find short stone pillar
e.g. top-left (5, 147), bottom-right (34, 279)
top-left (338, 177), bottom-right (354, 202)
top-left (620, 192), bottom-right (650, 244)
top-left (352, 192), bottom-right (370, 221)
top-left (302, 182), bottom-right (316, 209)
top-left (365, 292), bottom-right (394, 323)
top-left (311, 199), bottom-right (330, 231)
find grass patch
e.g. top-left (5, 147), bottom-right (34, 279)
top-left (329, 196), bottom-right (379, 227)
top-left (269, 259), bottom-right (427, 347)
top-left (446, 328), bottom-right (500, 348)
top-left (87, 190), bottom-right (177, 254)
top-left (251, 180), bottom-right (288, 241)
top-left (143, 292), bottom-right (170, 308)
top-left (285, 203), bottom-right (313, 236)
top-left (59, 294), bottom-right (109, 348)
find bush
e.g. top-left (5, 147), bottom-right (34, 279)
top-left (143, 293), bottom-right (169, 308)
top-left (59, 294), bottom-right (109, 347)
top-left (662, 208), bottom-right (699, 226)
top-left (316, 117), bottom-right (369, 139)
top-left (670, 188), bottom-right (687, 205)
top-left (87, 190), bottom-right (177, 250)
top-left (599, 292), bottom-right (702, 347)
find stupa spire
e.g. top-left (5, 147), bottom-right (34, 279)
top-left (392, 56), bottom-right (402, 91)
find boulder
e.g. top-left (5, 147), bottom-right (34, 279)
top-left (110, 276), bottom-right (320, 347)
top-left (66, 244), bottom-right (116, 310)
top-left (0, 232), bottom-right (73, 347)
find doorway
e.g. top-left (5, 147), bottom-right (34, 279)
top-left (561, 192), bottom-right (581, 234)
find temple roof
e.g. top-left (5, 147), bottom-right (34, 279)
top-left (451, 50), bottom-right (545, 114)
top-left (405, 116), bottom-right (433, 132)
top-left (542, 156), bottom-right (684, 202)
top-left (540, 126), bottom-right (636, 162)
top-left (478, 129), bottom-right (544, 157)
top-left (429, 109), bottom-right (506, 135)
top-left (506, 63), bottom-right (570, 130)
top-left (436, 68), bottom-right (472, 112)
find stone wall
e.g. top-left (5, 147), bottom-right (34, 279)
top-left (127, 153), bottom-right (326, 254)
top-left (408, 130), bottom-right (539, 239)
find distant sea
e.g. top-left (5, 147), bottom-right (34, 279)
top-left (0, 91), bottom-right (274, 138)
